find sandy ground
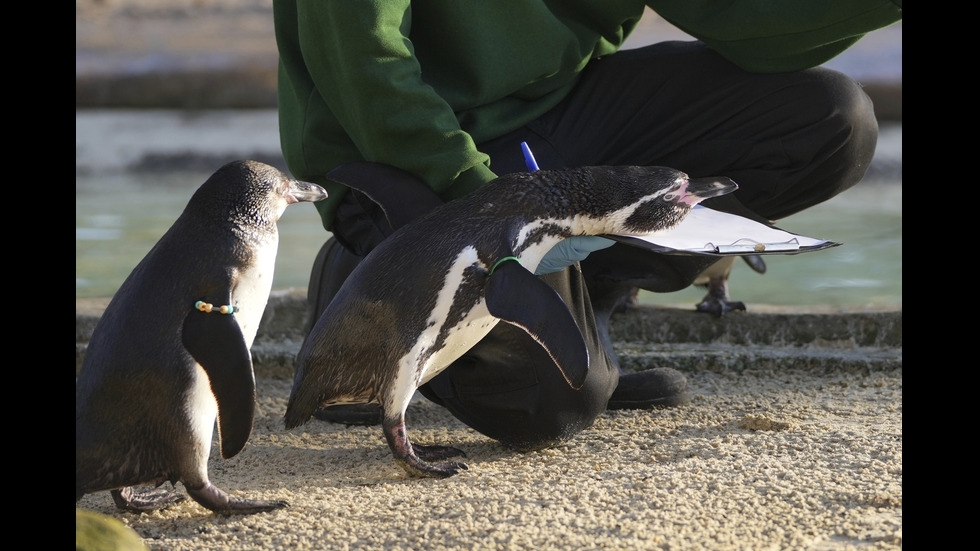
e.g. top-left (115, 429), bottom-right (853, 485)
top-left (76, 361), bottom-right (902, 550)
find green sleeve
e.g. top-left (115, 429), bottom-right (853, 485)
top-left (646, 0), bottom-right (903, 73)
top-left (294, 0), bottom-right (497, 194)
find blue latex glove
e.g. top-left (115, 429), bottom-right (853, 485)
top-left (535, 235), bottom-right (615, 275)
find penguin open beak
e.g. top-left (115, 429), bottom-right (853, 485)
top-left (668, 177), bottom-right (738, 207)
top-left (285, 180), bottom-right (329, 204)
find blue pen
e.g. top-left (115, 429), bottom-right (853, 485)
top-left (521, 141), bottom-right (539, 171)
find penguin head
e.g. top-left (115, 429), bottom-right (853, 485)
top-left (188, 160), bottom-right (328, 229)
top-left (616, 167), bottom-right (737, 235)
top-left (548, 166), bottom-right (738, 236)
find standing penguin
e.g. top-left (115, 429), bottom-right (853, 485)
top-left (284, 164), bottom-right (736, 478)
top-left (76, 160), bottom-right (327, 514)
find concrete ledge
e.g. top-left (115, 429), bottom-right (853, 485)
top-left (609, 306), bottom-right (902, 348)
top-left (76, 289), bottom-right (902, 380)
top-left (617, 342), bottom-right (902, 374)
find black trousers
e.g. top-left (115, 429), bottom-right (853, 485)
top-left (484, 41), bottom-right (878, 221)
top-left (316, 41), bottom-right (880, 449)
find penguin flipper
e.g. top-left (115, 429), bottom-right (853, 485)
top-left (484, 259), bottom-right (589, 390)
top-left (182, 306), bottom-right (255, 459)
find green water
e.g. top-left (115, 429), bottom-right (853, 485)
top-left (76, 173), bottom-right (900, 309)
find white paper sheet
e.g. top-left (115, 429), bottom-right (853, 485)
top-left (612, 205), bottom-right (835, 255)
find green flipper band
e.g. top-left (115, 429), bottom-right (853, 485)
top-left (490, 256), bottom-right (521, 275)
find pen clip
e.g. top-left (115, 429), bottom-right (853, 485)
top-left (521, 141), bottom-right (540, 172)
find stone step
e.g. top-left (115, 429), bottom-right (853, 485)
top-left (76, 289), bottom-right (902, 380)
top-left (615, 342), bottom-right (902, 374)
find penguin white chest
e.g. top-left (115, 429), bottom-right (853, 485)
top-left (232, 233), bottom-right (279, 347)
top-left (390, 247), bottom-right (498, 402)
top-left (420, 301), bottom-right (498, 382)
top-left (185, 362), bottom-right (219, 464)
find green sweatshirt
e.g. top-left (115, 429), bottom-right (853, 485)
top-left (274, 0), bottom-right (902, 229)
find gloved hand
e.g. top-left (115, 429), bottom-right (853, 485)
top-left (535, 235), bottom-right (616, 275)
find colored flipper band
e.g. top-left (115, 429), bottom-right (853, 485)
top-left (195, 300), bottom-right (237, 314)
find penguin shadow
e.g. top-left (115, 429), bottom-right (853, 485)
top-left (244, 377), bottom-right (415, 484)
top-left (75, 423), bottom-right (297, 518)
top-left (273, 396), bottom-right (520, 485)
top-left (76, 491), bottom-right (292, 548)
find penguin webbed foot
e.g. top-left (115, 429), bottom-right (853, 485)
top-left (396, 450), bottom-right (469, 479)
top-left (413, 443), bottom-right (467, 462)
top-left (111, 486), bottom-right (186, 513)
top-left (695, 276), bottom-right (746, 317)
top-left (185, 481), bottom-right (289, 515)
top-left (384, 419), bottom-right (468, 478)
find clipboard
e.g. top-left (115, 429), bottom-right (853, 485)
top-left (605, 205), bottom-right (841, 257)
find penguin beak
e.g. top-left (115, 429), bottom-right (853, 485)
top-left (667, 177), bottom-right (738, 207)
top-left (285, 180), bottom-right (329, 204)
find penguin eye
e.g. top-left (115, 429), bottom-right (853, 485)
top-left (661, 182), bottom-right (682, 202)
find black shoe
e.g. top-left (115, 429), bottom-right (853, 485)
top-left (607, 368), bottom-right (692, 410)
top-left (313, 403), bottom-right (382, 425)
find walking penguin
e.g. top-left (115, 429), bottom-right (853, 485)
top-left (284, 163), bottom-right (736, 478)
top-left (76, 160), bottom-right (327, 514)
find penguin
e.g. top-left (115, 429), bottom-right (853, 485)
top-left (76, 160), bottom-right (327, 514)
top-left (284, 163), bottom-right (736, 478)
top-left (694, 254), bottom-right (767, 316)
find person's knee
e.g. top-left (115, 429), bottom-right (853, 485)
top-left (802, 68), bottom-right (879, 169)
top-left (493, 409), bottom-right (598, 452)
top-left (810, 68), bottom-right (876, 119)
top-left (736, 68), bottom-right (880, 219)
top-left (426, 384), bottom-right (604, 452)
top-left (806, 69), bottom-right (880, 200)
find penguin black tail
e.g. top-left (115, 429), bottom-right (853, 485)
top-left (283, 394), bottom-right (314, 429)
